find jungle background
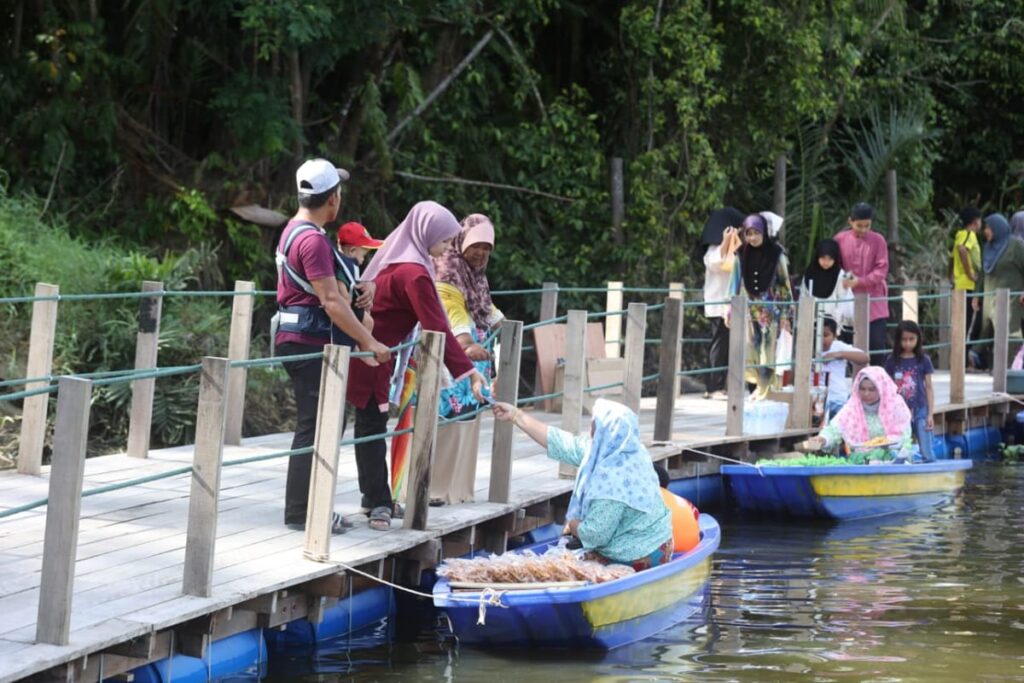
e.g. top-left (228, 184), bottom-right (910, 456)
top-left (2, 0), bottom-right (1024, 459)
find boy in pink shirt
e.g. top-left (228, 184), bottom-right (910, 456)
top-left (833, 202), bottom-right (890, 364)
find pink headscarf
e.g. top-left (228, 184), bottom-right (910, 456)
top-left (833, 366), bottom-right (911, 444)
top-left (360, 201), bottom-right (462, 282)
top-left (433, 214), bottom-right (496, 326)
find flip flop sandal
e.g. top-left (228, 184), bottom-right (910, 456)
top-left (368, 506), bottom-right (392, 531)
top-left (391, 502), bottom-right (405, 519)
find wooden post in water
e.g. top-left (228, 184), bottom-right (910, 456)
top-left (182, 357), bottom-right (229, 597)
top-left (604, 281), bottom-right (624, 359)
top-left (35, 377), bottom-right (91, 645)
top-left (854, 292), bottom-right (870, 356)
top-left (404, 331), bottom-right (445, 531)
top-left (726, 295), bottom-right (748, 437)
top-left (950, 289), bottom-right (967, 405)
top-left (489, 320), bottom-right (523, 504)
top-left (224, 280), bottom-right (255, 445)
top-left (559, 310), bottom-right (587, 478)
top-left (127, 281), bottom-right (164, 459)
top-left (303, 345), bottom-right (350, 561)
top-left (534, 282), bottom-right (558, 397)
top-left (902, 285), bottom-right (918, 323)
top-left (622, 302), bottom-right (647, 413)
top-left (993, 288), bottom-right (1010, 395)
top-left (773, 154), bottom-right (786, 241)
top-left (938, 283), bottom-right (952, 370)
top-left (18, 282), bottom-right (59, 475)
top-left (788, 295), bottom-right (815, 429)
top-left (654, 297), bottom-right (683, 442)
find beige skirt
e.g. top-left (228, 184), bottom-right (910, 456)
top-left (428, 413), bottom-right (482, 504)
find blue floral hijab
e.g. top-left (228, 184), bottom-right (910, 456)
top-left (566, 399), bottom-right (664, 520)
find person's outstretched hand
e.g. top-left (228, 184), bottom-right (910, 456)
top-left (358, 339), bottom-right (391, 367)
top-left (469, 370), bottom-right (487, 402)
top-left (491, 401), bottom-right (516, 422)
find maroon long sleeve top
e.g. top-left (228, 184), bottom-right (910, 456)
top-left (347, 262), bottom-right (475, 411)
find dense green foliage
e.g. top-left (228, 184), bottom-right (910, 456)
top-left (3, 1), bottom-right (1024, 456)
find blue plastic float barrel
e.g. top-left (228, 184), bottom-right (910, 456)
top-left (264, 585), bottom-right (393, 650)
top-left (126, 628), bottom-right (266, 683)
top-left (932, 435), bottom-right (950, 460)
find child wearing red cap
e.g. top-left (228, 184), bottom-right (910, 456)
top-left (334, 221), bottom-right (383, 335)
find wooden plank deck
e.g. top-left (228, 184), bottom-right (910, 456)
top-left (0, 371), bottom-right (1005, 682)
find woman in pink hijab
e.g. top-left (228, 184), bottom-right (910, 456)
top-left (428, 213), bottom-right (506, 505)
top-left (805, 366), bottom-right (912, 461)
top-left (349, 201), bottom-right (487, 530)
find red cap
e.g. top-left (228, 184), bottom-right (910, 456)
top-left (336, 222), bottom-right (383, 249)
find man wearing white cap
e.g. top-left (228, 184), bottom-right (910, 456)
top-left (275, 158), bottom-right (390, 534)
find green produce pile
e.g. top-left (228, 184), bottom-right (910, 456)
top-left (757, 449), bottom-right (893, 467)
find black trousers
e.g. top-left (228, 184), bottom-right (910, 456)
top-left (354, 397), bottom-right (393, 511)
top-left (706, 317), bottom-right (730, 392)
top-left (279, 342), bottom-right (329, 525)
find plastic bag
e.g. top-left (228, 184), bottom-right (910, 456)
top-left (775, 328), bottom-right (793, 369)
top-left (436, 545), bottom-right (635, 585)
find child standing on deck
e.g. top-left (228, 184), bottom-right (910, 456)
top-left (884, 320), bottom-right (935, 462)
top-left (819, 317), bottom-right (869, 420)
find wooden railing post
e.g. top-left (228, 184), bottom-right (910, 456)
top-left (788, 294), bottom-right (815, 429)
top-left (404, 331), bottom-right (445, 531)
top-left (489, 320), bottom-right (523, 504)
top-left (622, 302), bottom-right (647, 413)
top-left (853, 291), bottom-right (870, 356)
top-left (534, 282), bottom-right (558, 396)
top-left (773, 154), bottom-right (786, 239)
top-left (224, 281), bottom-right (255, 445)
top-left (182, 357), bottom-right (229, 597)
top-left (18, 282), bottom-right (59, 475)
top-left (35, 377), bottom-right (91, 645)
top-left (303, 345), bottom-right (351, 561)
top-left (668, 282), bottom-right (684, 300)
top-left (126, 281), bottom-right (164, 459)
top-left (950, 289), bottom-right (966, 405)
top-left (559, 310), bottom-right (587, 478)
top-left (604, 281), bottom-right (624, 358)
top-left (902, 285), bottom-right (918, 323)
top-left (938, 283), bottom-right (952, 370)
top-left (726, 295), bottom-right (748, 437)
top-left (654, 298), bottom-right (683, 442)
top-left (993, 288), bottom-right (1010, 395)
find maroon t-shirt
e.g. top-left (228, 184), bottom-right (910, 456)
top-left (348, 262), bottom-right (475, 411)
top-left (275, 219), bottom-right (336, 347)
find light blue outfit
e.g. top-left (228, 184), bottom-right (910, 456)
top-left (546, 399), bottom-right (672, 564)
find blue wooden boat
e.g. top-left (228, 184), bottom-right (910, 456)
top-left (432, 514), bottom-right (720, 650)
top-left (721, 460), bottom-right (973, 520)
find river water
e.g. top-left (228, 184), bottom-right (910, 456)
top-left (263, 464), bottom-right (1024, 682)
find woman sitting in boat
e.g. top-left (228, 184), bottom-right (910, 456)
top-left (803, 366), bottom-right (912, 460)
top-left (492, 398), bottom-right (674, 570)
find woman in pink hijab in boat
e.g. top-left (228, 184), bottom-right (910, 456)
top-left (805, 366), bottom-right (913, 461)
top-left (348, 201), bottom-right (487, 530)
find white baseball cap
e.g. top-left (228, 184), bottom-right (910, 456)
top-left (295, 158), bottom-right (350, 196)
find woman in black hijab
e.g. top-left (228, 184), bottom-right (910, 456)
top-left (728, 214), bottom-right (793, 399)
top-left (802, 238), bottom-right (854, 336)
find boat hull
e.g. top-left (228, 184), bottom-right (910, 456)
top-left (721, 460), bottom-right (972, 520)
top-left (433, 514), bottom-right (720, 650)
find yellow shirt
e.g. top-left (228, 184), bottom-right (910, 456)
top-left (436, 282), bottom-right (504, 337)
top-left (952, 229), bottom-right (981, 291)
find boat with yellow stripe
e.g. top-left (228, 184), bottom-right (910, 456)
top-left (432, 514), bottom-right (720, 650)
top-left (721, 460), bottom-right (972, 520)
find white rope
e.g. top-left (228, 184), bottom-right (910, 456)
top-left (327, 557), bottom-right (507, 612)
top-left (678, 445), bottom-right (765, 475)
top-left (992, 391), bottom-right (1024, 408)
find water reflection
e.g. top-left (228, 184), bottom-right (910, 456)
top-left (262, 465), bottom-right (1024, 683)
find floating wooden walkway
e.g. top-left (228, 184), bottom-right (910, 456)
top-left (0, 372), bottom-right (1008, 683)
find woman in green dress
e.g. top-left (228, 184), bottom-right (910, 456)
top-left (981, 213), bottom-right (1024, 340)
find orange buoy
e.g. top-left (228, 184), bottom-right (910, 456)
top-left (660, 488), bottom-right (700, 553)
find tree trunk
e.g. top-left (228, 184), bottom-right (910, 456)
top-left (289, 48), bottom-right (304, 159)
